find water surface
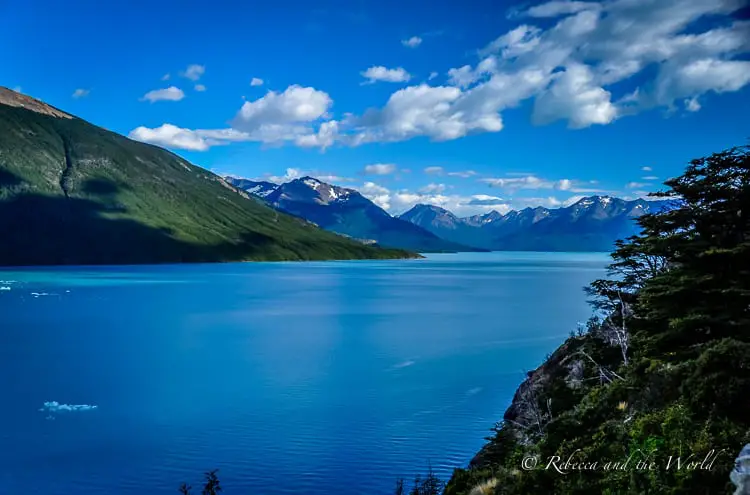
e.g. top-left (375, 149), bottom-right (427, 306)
top-left (0, 252), bottom-right (608, 494)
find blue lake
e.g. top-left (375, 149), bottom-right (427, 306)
top-left (0, 252), bottom-right (608, 494)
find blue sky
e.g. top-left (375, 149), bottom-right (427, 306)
top-left (3, 0), bottom-right (749, 215)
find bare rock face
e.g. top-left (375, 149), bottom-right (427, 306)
top-left (0, 87), bottom-right (73, 119)
top-left (732, 444), bottom-right (750, 495)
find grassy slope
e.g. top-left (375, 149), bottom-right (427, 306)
top-left (0, 103), bottom-right (416, 265)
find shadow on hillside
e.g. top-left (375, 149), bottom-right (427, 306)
top-left (0, 173), bottom-right (276, 266)
top-left (81, 177), bottom-right (132, 195)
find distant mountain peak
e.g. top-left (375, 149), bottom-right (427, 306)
top-left (0, 86), bottom-right (72, 119)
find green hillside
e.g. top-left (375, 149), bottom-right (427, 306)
top-left (0, 87), bottom-right (416, 265)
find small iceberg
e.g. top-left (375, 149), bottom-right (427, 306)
top-left (39, 401), bottom-right (98, 416)
top-left (391, 360), bottom-right (416, 370)
top-left (466, 387), bottom-right (483, 397)
top-left (31, 292), bottom-right (57, 298)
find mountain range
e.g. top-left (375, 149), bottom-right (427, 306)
top-left (0, 87), bottom-right (414, 265)
top-left (400, 196), bottom-right (676, 251)
top-left (228, 176), bottom-right (675, 252)
top-left (225, 176), bottom-right (482, 252)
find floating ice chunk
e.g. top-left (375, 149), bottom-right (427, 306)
top-left (466, 387), bottom-right (483, 397)
top-left (391, 360), bottom-right (415, 370)
top-left (39, 401), bottom-right (98, 414)
top-left (31, 292), bottom-right (57, 297)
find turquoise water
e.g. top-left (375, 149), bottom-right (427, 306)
top-left (0, 252), bottom-right (608, 494)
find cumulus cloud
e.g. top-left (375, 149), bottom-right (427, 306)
top-left (532, 63), bottom-right (617, 128)
top-left (127, 1), bottom-right (749, 152)
top-left (194, 84), bottom-right (206, 92)
top-left (402, 36), bottom-right (423, 48)
top-left (72, 88), bottom-right (90, 99)
top-left (232, 85), bottom-right (332, 130)
top-left (360, 181), bottom-right (392, 209)
top-left (180, 64), bottom-right (205, 81)
top-left (129, 124), bottom-right (251, 151)
top-left (250, 77), bottom-right (264, 87)
top-left (294, 120), bottom-right (338, 150)
top-left (363, 163), bottom-right (397, 175)
top-left (140, 86), bottom-right (185, 103)
top-left (684, 97), bottom-right (701, 112)
top-left (131, 85), bottom-right (339, 150)
top-left (419, 183), bottom-right (447, 194)
top-left (465, 194), bottom-right (506, 206)
top-left (481, 175), bottom-right (605, 193)
top-left (336, 0), bottom-right (750, 143)
top-left (361, 66), bottom-right (412, 84)
top-left (424, 166), bottom-right (444, 175)
top-left (355, 182), bottom-right (514, 216)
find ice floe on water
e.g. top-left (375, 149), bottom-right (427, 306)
top-left (465, 387), bottom-right (483, 397)
top-left (390, 360), bottom-right (416, 370)
top-left (39, 401), bottom-right (98, 419)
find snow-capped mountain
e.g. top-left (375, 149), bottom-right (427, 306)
top-left (260, 177), bottom-right (483, 253)
top-left (223, 177), bottom-right (278, 198)
top-left (400, 196), bottom-right (677, 252)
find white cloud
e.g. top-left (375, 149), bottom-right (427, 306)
top-left (532, 63), bottom-right (617, 128)
top-left (447, 170), bottom-right (478, 178)
top-left (360, 181), bottom-right (392, 209)
top-left (642, 175), bottom-right (659, 180)
top-left (180, 64), bottom-right (205, 81)
top-left (424, 166), bottom-right (444, 175)
top-left (131, 85), bottom-right (338, 151)
top-left (522, 1), bottom-right (601, 18)
top-left (294, 120), bottom-right (338, 150)
top-left (232, 85), bottom-right (332, 130)
top-left (72, 88), bottom-right (90, 99)
top-left (642, 166), bottom-right (653, 172)
top-left (161, 73), bottom-right (170, 81)
top-left (140, 86), bottom-right (185, 103)
top-left (266, 168), bottom-right (304, 184)
top-left (264, 168), bottom-right (352, 185)
top-left (361, 66), bottom-right (412, 84)
top-left (402, 36), bottom-right (423, 48)
top-left (128, 124), bottom-right (250, 151)
top-left (194, 84), bottom-right (206, 92)
top-left (465, 194), bottom-right (506, 206)
top-left (428, 72), bottom-right (439, 80)
top-left (481, 175), bottom-right (605, 193)
top-left (250, 77), bottom-right (264, 87)
top-left (684, 97), bottom-right (701, 112)
top-left (363, 163), bottom-right (398, 175)
top-left (419, 183), bottom-right (447, 194)
top-left (336, 0), bottom-right (749, 143)
top-left (626, 181), bottom-right (650, 189)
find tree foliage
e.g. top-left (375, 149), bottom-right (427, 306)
top-left (446, 145), bottom-right (750, 495)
